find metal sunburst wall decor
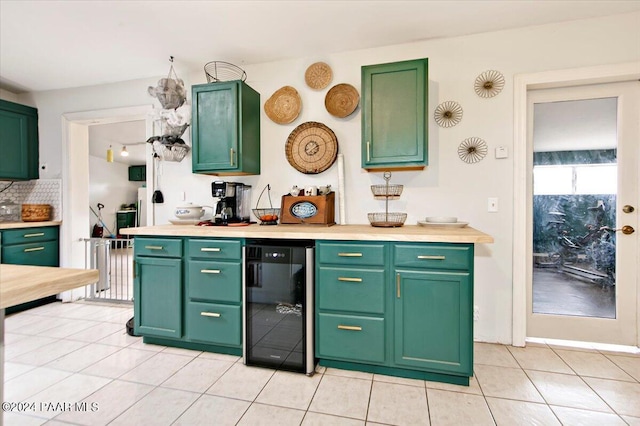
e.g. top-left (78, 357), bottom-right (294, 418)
top-left (434, 101), bottom-right (463, 128)
top-left (458, 137), bottom-right (488, 164)
top-left (474, 70), bottom-right (505, 98)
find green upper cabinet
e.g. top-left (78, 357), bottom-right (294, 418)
top-left (361, 58), bottom-right (428, 171)
top-left (0, 99), bottom-right (39, 180)
top-left (191, 81), bottom-right (260, 176)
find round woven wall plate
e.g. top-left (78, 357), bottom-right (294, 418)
top-left (305, 62), bottom-right (333, 90)
top-left (285, 122), bottom-right (339, 174)
top-left (264, 86), bottom-right (302, 124)
top-left (325, 83), bottom-right (360, 118)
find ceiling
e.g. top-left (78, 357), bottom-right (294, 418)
top-left (2, 1), bottom-right (640, 94)
top-left (88, 120), bottom-right (147, 165)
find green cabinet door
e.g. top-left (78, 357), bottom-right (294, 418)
top-left (134, 256), bottom-right (182, 338)
top-left (0, 99), bottom-right (39, 180)
top-left (191, 81), bottom-right (260, 175)
top-left (361, 58), bottom-right (428, 170)
top-left (394, 269), bottom-right (472, 375)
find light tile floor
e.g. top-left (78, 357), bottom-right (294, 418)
top-left (3, 301), bottom-right (640, 425)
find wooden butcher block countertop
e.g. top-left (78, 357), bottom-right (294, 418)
top-left (0, 264), bottom-right (98, 309)
top-left (122, 224), bottom-right (493, 244)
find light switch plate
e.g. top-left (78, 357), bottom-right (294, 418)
top-left (488, 197), bottom-right (498, 212)
top-left (495, 146), bottom-right (508, 159)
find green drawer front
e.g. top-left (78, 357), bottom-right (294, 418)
top-left (317, 266), bottom-right (385, 314)
top-left (317, 312), bottom-right (385, 363)
top-left (186, 301), bottom-right (242, 346)
top-left (317, 242), bottom-right (386, 267)
top-left (187, 260), bottom-right (242, 303)
top-left (188, 239), bottom-right (242, 260)
top-left (135, 237), bottom-right (182, 258)
top-left (2, 240), bottom-right (59, 266)
top-left (1, 226), bottom-right (59, 245)
top-left (394, 244), bottom-right (471, 271)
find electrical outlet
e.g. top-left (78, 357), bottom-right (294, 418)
top-left (473, 305), bottom-right (480, 321)
top-left (488, 197), bottom-right (498, 212)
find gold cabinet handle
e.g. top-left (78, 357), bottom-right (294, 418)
top-left (366, 141), bottom-right (371, 162)
top-left (145, 245), bottom-right (164, 250)
top-left (201, 312), bottom-right (221, 318)
top-left (201, 247), bottom-right (221, 252)
top-left (396, 273), bottom-right (401, 298)
top-left (337, 325), bottom-right (362, 331)
top-left (615, 225), bottom-right (635, 235)
top-left (338, 252), bottom-right (363, 257)
top-left (230, 148), bottom-right (235, 166)
top-left (201, 269), bottom-right (221, 274)
top-left (417, 255), bottom-right (446, 260)
top-left (24, 246), bottom-right (45, 252)
top-left (338, 277), bottom-right (363, 283)
top-left (24, 232), bottom-right (45, 238)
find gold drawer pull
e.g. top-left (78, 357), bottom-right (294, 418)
top-left (145, 245), bottom-right (164, 250)
top-left (201, 312), bottom-right (221, 318)
top-left (24, 246), bottom-right (45, 252)
top-left (338, 252), bottom-right (363, 257)
top-left (338, 325), bottom-right (362, 331)
top-left (366, 141), bottom-right (371, 162)
top-left (24, 232), bottom-right (45, 238)
top-left (338, 277), bottom-right (363, 283)
top-left (201, 269), bottom-right (221, 274)
top-left (417, 255), bottom-right (446, 260)
top-left (396, 273), bottom-right (401, 298)
top-left (230, 148), bottom-right (235, 166)
top-left (201, 247), bottom-right (221, 252)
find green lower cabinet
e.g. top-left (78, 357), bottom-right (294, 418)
top-left (394, 269), bottom-right (472, 375)
top-left (187, 260), bottom-right (242, 303)
top-left (186, 301), bottom-right (242, 346)
top-left (317, 312), bottom-right (385, 363)
top-left (134, 256), bottom-right (182, 339)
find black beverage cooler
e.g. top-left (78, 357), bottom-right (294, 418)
top-left (244, 239), bottom-right (315, 374)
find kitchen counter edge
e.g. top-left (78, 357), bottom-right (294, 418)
top-left (0, 220), bottom-right (61, 230)
top-left (121, 224), bottom-right (494, 244)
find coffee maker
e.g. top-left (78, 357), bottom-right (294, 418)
top-left (211, 181), bottom-right (252, 224)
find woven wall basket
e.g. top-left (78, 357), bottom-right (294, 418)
top-left (285, 121), bottom-right (338, 174)
top-left (305, 62), bottom-right (333, 90)
top-left (325, 83), bottom-right (360, 118)
top-left (264, 86), bottom-right (302, 124)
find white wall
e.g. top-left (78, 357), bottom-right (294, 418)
top-left (88, 155), bottom-right (141, 236)
top-left (19, 12), bottom-right (640, 343)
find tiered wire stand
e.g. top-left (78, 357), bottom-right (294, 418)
top-left (368, 172), bottom-right (407, 227)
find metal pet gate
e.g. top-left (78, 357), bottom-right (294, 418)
top-left (83, 238), bottom-right (134, 303)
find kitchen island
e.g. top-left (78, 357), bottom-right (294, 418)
top-left (0, 264), bottom-right (99, 425)
top-left (123, 223), bottom-right (492, 386)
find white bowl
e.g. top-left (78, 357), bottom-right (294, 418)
top-left (175, 202), bottom-right (205, 220)
top-left (425, 216), bottom-right (457, 223)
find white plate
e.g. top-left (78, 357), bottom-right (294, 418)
top-left (418, 220), bottom-right (468, 228)
top-left (169, 219), bottom-right (201, 225)
top-left (425, 216), bottom-right (458, 223)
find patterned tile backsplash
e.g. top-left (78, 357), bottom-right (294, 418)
top-left (0, 179), bottom-right (62, 221)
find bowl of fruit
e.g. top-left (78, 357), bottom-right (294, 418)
top-left (252, 208), bottom-right (280, 225)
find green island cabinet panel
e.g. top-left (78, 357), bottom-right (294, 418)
top-left (192, 80), bottom-right (260, 175)
top-left (128, 165), bottom-right (146, 181)
top-left (361, 58), bottom-right (428, 170)
top-left (134, 256), bottom-right (183, 339)
top-left (0, 99), bottom-right (39, 180)
top-left (393, 270), bottom-right (472, 375)
top-left (1, 226), bottom-right (60, 313)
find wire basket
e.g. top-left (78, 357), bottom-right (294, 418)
top-left (152, 140), bottom-right (190, 162)
top-left (253, 184), bottom-right (279, 225)
top-left (368, 212), bottom-right (407, 228)
top-left (370, 183), bottom-right (403, 199)
top-left (204, 61), bottom-right (247, 83)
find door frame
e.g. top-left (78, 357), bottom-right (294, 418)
top-left (512, 61), bottom-right (640, 347)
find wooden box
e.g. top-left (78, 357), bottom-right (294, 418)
top-left (280, 192), bottom-right (336, 226)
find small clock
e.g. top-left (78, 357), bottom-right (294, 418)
top-left (285, 122), bottom-right (338, 174)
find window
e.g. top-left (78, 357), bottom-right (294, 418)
top-left (533, 164), bottom-right (617, 195)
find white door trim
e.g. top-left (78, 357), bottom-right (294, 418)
top-left (512, 61), bottom-right (640, 347)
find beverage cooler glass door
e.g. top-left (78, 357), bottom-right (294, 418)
top-left (244, 240), bottom-right (315, 374)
